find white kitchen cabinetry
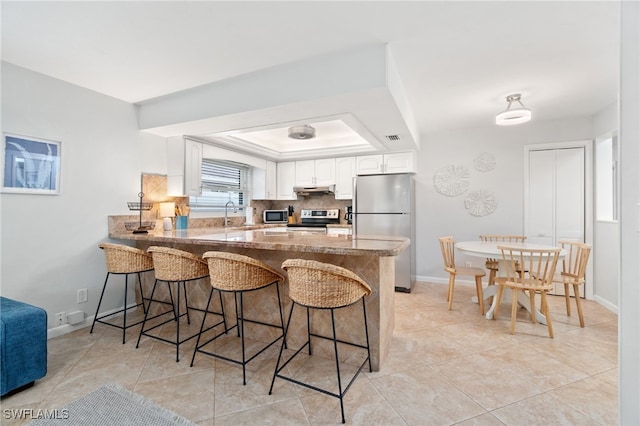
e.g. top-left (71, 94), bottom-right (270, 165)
top-left (295, 158), bottom-right (336, 186)
top-left (184, 139), bottom-right (203, 196)
top-left (166, 136), bottom-right (203, 196)
top-left (265, 160), bottom-right (277, 199)
top-left (356, 152), bottom-right (416, 175)
top-left (327, 227), bottom-right (352, 236)
top-left (253, 160), bottom-right (277, 200)
top-left (335, 156), bottom-right (356, 199)
top-left (277, 161), bottom-right (297, 200)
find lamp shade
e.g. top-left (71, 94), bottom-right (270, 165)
top-left (159, 202), bottom-right (175, 218)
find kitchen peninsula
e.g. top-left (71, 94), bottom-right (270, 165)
top-left (108, 222), bottom-right (410, 370)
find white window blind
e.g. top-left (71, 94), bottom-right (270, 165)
top-left (189, 159), bottom-right (251, 211)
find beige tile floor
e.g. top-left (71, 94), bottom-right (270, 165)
top-left (1, 281), bottom-right (618, 425)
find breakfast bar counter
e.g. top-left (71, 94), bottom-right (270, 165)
top-left (108, 225), bottom-right (410, 370)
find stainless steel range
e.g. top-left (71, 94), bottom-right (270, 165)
top-left (286, 208), bottom-right (340, 232)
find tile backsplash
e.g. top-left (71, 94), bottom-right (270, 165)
top-left (251, 195), bottom-right (352, 224)
top-left (134, 174), bottom-right (351, 226)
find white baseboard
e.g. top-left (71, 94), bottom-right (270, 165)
top-left (414, 275), bottom-right (473, 286)
top-left (593, 295), bottom-right (619, 314)
top-left (47, 321), bottom-right (92, 339)
top-left (415, 275), bottom-right (619, 315)
top-left (47, 302), bottom-right (138, 340)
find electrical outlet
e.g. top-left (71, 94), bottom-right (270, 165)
top-left (55, 312), bottom-right (66, 326)
top-left (465, 261), bottom-right (472, 267)
top-left (77, 288), bottom-right (88, 303)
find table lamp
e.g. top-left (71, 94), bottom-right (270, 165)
top-left (159, 202), bottom-right (175, 231)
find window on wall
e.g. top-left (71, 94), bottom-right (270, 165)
top-left (595, 132), bottom-right (618, 221)
top-left (189, 159), bottom-right (251, 211)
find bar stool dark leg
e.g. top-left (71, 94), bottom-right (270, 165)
top-left (190, 288), bottom-right (215, 367)
top-left (362, 298), bottom-right (372, 372)
top-left (176, 281), bottom-right (181, 362)
top-left (122, 274), bottom-right (129, 344)
top-left (136, 279), bottom-right (159, 349)
top-left (167, 283), bottom-right (177, 321)
top-left (183, 281), bottom-right (191, 325)
top-left (275, 283), bottom-right (286, 349)
top-left (90, 272), bottom-right (111, 335)
top-left (330, 308), bottom-right (346, 424)
top-left (306, 307), bottom-right (312, 355)
top-left (137, 272), bottom-right (148, 314)
top-left (269, 302), bottom-right (296, 395)
top-left (239, 291), bottom-right (247, 385)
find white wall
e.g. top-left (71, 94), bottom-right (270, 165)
top-left (0, 62), bottom-right (166, 334)
top-left (592, 102), bottom-right (619, 311)
top-left (618, 1), bottom-right (640, 423)
top-left (415, 117), bottom-right (594, 282)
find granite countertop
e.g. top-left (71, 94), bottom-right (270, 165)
top-left (109, 226), bottom-right (408, 256)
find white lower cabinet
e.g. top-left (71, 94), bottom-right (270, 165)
top-left (327, 227), bottom-right (352, 236)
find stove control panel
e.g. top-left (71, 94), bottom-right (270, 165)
top-left (300, 209), bottom-right (339, 219)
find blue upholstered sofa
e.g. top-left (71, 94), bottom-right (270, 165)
top-left (0, 297), bottom-right (47, 396)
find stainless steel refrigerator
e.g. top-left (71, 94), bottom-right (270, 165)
top-left (353, 173), bottom-right (415, 292)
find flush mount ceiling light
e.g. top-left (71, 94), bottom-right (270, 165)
top-left (495, 94), bottom-right (532, 126)
top-left (288, 124), bottom-right (316, 140)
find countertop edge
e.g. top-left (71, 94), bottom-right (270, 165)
top-left (108, 230), bottom-right (408, 257)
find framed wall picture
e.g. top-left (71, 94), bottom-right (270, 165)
top-left (1, 133), bottom-right (61, 194)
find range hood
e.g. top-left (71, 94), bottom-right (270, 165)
top-left (293, 184), bottom-right (335, 196)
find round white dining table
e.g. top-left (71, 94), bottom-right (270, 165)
top-left (455, 241), bottom-right (566, 322)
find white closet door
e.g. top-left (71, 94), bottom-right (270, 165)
top-left (526, 147), bottom-right (585, 295)
top-left (556, 148), bottom-right (585, 242)
top-left (528, 150), bottom-right (556, 246)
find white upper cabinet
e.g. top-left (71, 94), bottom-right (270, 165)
top-left (166, 136), bottom-right (203, 196)
top-left (252, 160), bottom-right (277, 200)
top-left (265, 160), bottom-right (277, 200)
top-left (295, 158), bottom-right (336, 186)
top-left (335, 157), bottom-right (356, 199)
top-left (184, 139), bottom-right (203, 196)
top-left (356, 152), bottom-right (416, 175)
top-left (277, 161), bottom-right (297, 200)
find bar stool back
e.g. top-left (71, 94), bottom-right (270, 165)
top-left (270, 259), bottom-right (372, 424)
top-left (136, 246), bottom-right (226, 362)
top-left (191, 251), bottom-right (286, 385)
top-left (91, 243), bottom-right (153, 344)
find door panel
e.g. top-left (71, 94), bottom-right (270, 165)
top-left (526, 147), bottom-right (585, 295)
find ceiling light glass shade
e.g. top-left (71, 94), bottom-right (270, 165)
top-left (288, 124), bottom-right (316, 139)
top-left (495, 94), bottom-right (532, 126)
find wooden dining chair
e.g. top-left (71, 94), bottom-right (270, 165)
top-left (438, 236), bottom-right (485, 315)
top-left (479, 235), bottom-right (527, 285)
top-left (554, 241), bottom-right (591, 327)
top-left (494, 245), bottom-right (560, 337)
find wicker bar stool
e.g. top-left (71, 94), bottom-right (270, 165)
top-left (136, 246), bottom-right (226, 362)
top-left (91, 243), bottom-right (153, 344)
top-left (269, 259), bottom-right (372, 424)
top-left (191, 251), bottom-right (286, 385)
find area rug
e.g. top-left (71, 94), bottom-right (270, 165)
top-left (28, 383), bottom-right (196, 425)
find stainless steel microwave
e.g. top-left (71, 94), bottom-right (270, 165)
top-left (263, 209), bottom-right (288, 223)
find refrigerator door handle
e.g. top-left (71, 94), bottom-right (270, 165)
top-left (352, 175), bottom-right (358, 235)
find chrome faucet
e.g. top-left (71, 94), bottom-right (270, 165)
top-left (224, 201), bottom-right (237, 227)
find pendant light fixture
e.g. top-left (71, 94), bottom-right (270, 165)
top-left (495, 94), bottom-right (532, 126)
top-left (288, 124), bottom-right (316, 140)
